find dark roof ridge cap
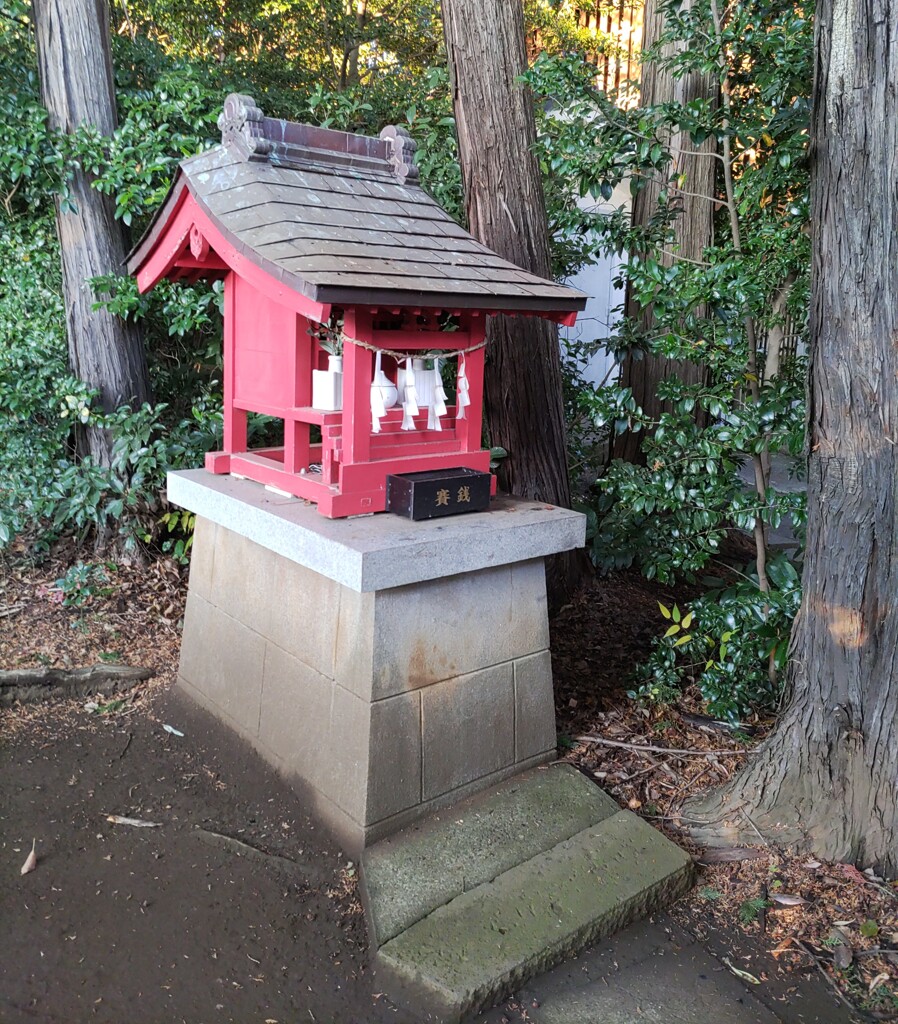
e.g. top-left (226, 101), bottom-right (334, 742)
top-left (266, 156), bottom-right (420, 189)
top-left (379, 124), bottom-right (419, 184)
top-left (216, 92), bottom-right (419, 184)
top-left (217, 93), bottom-right (271, 161)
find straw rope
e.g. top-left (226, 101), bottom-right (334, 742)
top-left (311, 323), bottom-right (489, 362)
top-left (341, 333), bottom-right (488, 361)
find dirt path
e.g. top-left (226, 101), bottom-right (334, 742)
top-left (1, 687), bottom-right (411, 1024)
top-left (0, 555), bottom-right (880, 1022)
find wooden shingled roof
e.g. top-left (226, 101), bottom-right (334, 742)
top-left (127, 94), bottom-right (587, 316)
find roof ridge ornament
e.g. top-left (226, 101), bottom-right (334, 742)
top-left (218, 93), bottom-right (271, 162)
top-left (380, 125), bottom-right (420, 184)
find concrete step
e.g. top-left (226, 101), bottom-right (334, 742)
top-left (363, 764), bottom-right (621, 946)
top-left (364, 766), bottom-right (694, 1023)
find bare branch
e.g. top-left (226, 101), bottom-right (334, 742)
top-left (658, 247), bottom-right (711, 267)
top-left (577, 735), bottom-right (755, 757)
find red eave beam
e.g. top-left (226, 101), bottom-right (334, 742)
top-left (362, 306), bottom-right (576, 326)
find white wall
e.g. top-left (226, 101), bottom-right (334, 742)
top-left (561, 248), bottom-right (624, 387)
top-left (560, 185), bottom-right (631, 388)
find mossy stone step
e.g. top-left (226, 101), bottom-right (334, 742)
top-left (362, 765), bottom-right (620, 946)
top-left (371, 795), bottom-right (694, 1022)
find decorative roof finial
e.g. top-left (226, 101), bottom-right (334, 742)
top-left (218, 94), bottom-right (271, 162)
top-left (380, 125), bottom-right (419, 184)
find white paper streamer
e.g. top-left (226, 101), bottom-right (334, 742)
top-left (402, 358), bottom-right (419, 430)
top-left (456, 354), bottom-right (471, 420)
top-left (426, 358), bottom-right (445, 430)
top-left (371, 350), bottom-right (398, 432)
top-left (413, 357), bottom-right (432, 408)
top-left (432, 359), bottom-right (448, 417)
top-left (370, 378), bottom-right (386, 432)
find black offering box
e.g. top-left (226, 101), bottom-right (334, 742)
top-left (386, 468), bottom-right (491, 521)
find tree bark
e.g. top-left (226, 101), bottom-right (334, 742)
top-left (33, 0), bottom-right (151, 466)
top-left (0, 664), bottom-right (153, 705)
top-left (762, 274), bottom-right (796, 384)
top-left (684, 0), bottom-right (898, 874)
top-left (612, 0), bottom-right (716, 464)
top-left (440, 0), bottom-right (585, 607)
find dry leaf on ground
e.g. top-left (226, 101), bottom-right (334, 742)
top-left (723, 957), bottom-right (761, 984)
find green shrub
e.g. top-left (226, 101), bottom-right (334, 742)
top-left (526, 0), bottom-right (812, 719)
top-left (53, 561), bottom-right (115, 607)
top-left (632, 555), bottom-right (802, 721)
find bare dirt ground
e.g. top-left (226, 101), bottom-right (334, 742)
top-left (2, 551), bottom-right (406, 1024)
top-left (2, 549), bottom-right (895, 1023)
top-left (2, 689), bottom-right (396, 1024)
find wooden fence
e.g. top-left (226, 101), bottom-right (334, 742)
top-left (527, 3), bottom-right (644, 96)
top-left (575, 3), bottom-right (643, 93)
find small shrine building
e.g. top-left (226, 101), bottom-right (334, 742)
top-left (128, 94), bottom-right (586, 516)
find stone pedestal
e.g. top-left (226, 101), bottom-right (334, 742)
top-left (168, 469), bottom-right (585, 854)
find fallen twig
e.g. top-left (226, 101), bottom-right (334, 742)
top-left (106, 814), bottom-right (161, 828)
top-left (741, 808), bottom-right (775, 849)
top-left (796, 939), bottom-right (871, 1017)
top-left (840, 862), bottom-right (898, 902)
top-left (0, 604), bottom-right (25, 619)
top-left (669, 763), bottom-right (713, 804)
top-left (576, 735), bottom-right (754, 757)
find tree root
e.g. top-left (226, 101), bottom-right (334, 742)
top-left (681, 781), bottom-right (807, 851)
top-left (191, 828), bottom-right (332, 888)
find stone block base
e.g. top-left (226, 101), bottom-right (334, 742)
top-left (172, 472), bottom-right (585, 853)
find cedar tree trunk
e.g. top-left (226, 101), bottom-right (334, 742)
top-left (684, 0), bottom-right (898, 874)
top-left (441, 0), bottom-right (584, 606)
top-left (33, 0), bottom-right (151, 466)
top-left (612, 0), bottom-right (715, 463)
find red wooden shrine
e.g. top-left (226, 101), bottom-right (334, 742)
top-left (128, 95), bottom-right (586, 517)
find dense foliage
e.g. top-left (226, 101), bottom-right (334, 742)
top-left (1, 0), bottom-right (814, 719)
top-left (528, 0), bottom-right (812, 717)
top-left (0, 0), bottom-right (454, 552)
top-left (0, 0), bottom-right (627, 554)
top-left (1, 3), bottom-right (224, 551)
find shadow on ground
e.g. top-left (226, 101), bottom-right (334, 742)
top-left (1, 682), bottom-right (854, 1024)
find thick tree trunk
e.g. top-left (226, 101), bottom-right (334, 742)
top-left (33, 0), bottom-right (151, 466)
top-left (612, 0), bottom-right (715, 464)
top-left (684, 0), bottom-right (898, 874)
top-left (441, 0), bottom-right (585, 607)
